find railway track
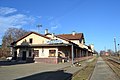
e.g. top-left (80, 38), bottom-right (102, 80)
top-left (108, 58), bottom-right (120, 68)
top-left (105, 57), bottom-right (120, 78)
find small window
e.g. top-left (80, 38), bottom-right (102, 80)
top-left (49, 50), bottom-right (56, 57)
top-left (34, 50), bottom-right (39, 57)
top-left (29, 38), bottom-right (33, 43)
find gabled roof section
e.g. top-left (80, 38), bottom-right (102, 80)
top-left (44, 33), bottom-right (70, 42)
top-left (11, 32), bottom-right (50, 45)
top-left (55, 35), bottom-right (70, 42)
top-left (57, 33), bottom-right (84, 40)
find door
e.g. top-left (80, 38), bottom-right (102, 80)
top-left (22, 51), bottom-right (26, 60)
top-left (14, 51), bottom-right (17, 60)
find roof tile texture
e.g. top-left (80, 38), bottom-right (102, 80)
top-left (57, 33), bottom-right (83, 40)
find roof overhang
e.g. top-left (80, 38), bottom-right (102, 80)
top-left (13, 43), bottom-right (72, 48)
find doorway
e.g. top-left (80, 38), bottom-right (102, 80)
top-left (22, 51), bottom-right (26, 60)
top-left (14, 51), bottom-right (17, 60)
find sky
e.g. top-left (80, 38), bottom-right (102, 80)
top-left (0, 0), bottom-right (120, 52)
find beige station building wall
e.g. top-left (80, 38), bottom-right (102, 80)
top-left (17, 33), bottom-right (49, 45)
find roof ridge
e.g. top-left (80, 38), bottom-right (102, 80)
top-left (56, 35), bottom-right (70, 42)
top-left (57, 33), bottom-right (83, 40)
top-left (57, 32), bottom-right (83, 35)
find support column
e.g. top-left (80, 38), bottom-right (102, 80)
top-left (76, 48), bottom-right (77, 58)
top-left (80, 50), bottom-right (81, 57)
top-left (71, 44), bottom-right (74, 65)
top-left (86, 50), bottom-right (88, 57)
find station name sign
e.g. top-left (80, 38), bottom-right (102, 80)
top-left (46, 40), bottom-right (63, 44)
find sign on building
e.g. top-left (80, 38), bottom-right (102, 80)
top-left (46, 40), bottom-right (63, 44)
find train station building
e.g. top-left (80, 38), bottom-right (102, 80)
top-left (11, 29), bottom-right (94, 64)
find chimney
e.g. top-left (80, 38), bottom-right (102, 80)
top-left (52, 33), bottom-right (55, 38)
top-left (45, 29), bottom-right (48, 34)
top-left (72, 31), bottom-right (76, 36)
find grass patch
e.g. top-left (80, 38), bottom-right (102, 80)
top-left (72, 58), bottom-right (97, 80)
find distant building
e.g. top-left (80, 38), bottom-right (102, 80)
top-left (11, 30), bottom-right (94, 63)
top-left (100, 51), bottom-right (110, 56)
top-left (105, 52), bottom-right (109, 56)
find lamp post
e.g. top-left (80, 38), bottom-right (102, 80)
top-left (37, 24), bottom-right (42, 33)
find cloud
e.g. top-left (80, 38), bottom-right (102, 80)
top-left (0, 7), bottom-right (35, 44)
top-left (37, 16), bottom-right (42, 19)
top-left (0, 7), bottom-right (17, 15)
top-left (47, 16), bottom-right (54, 21)
top-left (51, 25), bottom-right (58, 30)
top-left (1, 14), bottom-right (26, 26)
top-left (49, 20), bottom-right (60, 31)
top-left (0, 14), bottom-right (34, 32)
top-left (0, 7), bottom-right (34, 31)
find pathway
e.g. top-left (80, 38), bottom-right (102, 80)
top-left (90, 57), bottom-right (120, 80)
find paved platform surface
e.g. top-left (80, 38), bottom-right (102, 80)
top-left (0, 61), bottom-right (84, 80)
top-left (0, 62), bottom-right (71, 80)
top-left (0, 58), bottom-right (93, 80)
top-left (90, 57), bottom-right (120, 80)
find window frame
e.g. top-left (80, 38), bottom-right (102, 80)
top-left (49, 50), bottom-right (56, 57)
top-left (34, 50), bottom-right (39, 57)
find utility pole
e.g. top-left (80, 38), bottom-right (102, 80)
top-left (114, 37), bottom-right (117, 56)
top-left (118, 37), bottom-right (120, 59)
top-left (118, 44), bottom-right (120, 58)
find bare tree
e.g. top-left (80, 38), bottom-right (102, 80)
top-left (1, 27), bottom-right (28, 57)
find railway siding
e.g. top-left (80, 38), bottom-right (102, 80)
top-left (106, 57), bottom-right (120, 78)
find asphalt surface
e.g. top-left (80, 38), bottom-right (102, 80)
top-left (0, 62), bottom-right (71, 80)
top-left (0, 61), bottom-right (84, 80)
top-left (90, 57), bottom-right (120, 80)
top-left (0, 58), bottom-right (94, 80)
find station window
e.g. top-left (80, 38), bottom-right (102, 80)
top-left (29, 38), bottom-right (33, 43)
top-left (49, 50), bottom-right (56, 57)
top-left (34, 50), bottom-right (39, 57)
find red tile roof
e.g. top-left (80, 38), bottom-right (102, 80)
top-left (57, 33), bottom-right (84, 40)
